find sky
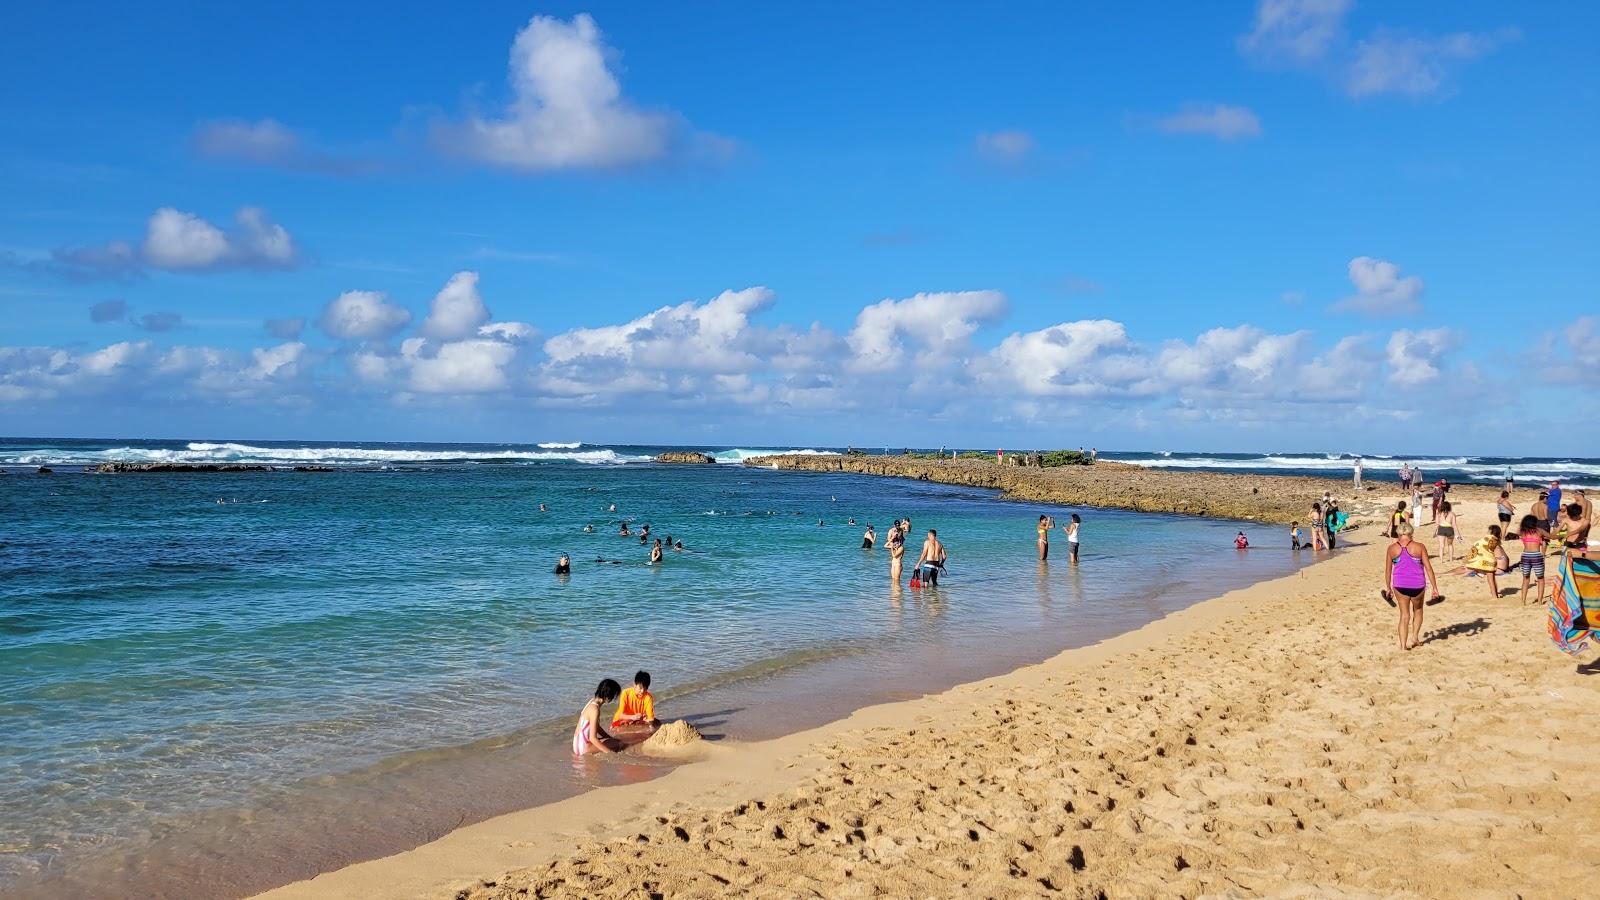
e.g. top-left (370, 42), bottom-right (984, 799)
top-left (1, 1), bottom-right (1595, 452)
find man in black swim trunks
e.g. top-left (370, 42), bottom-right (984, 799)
top-left (914, 529), bottom-right (946, 586)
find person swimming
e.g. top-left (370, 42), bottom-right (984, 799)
top-left (583, 524), bottom-right (595, 533)
top-left (554, 554), bottom-right (571, 575)
top-left (862, 524), bottom-right (875, 549)
top-left (650, 538), bottom-right (663, 564)
top-left (619, 523), bottom-right (632, 537)
top-left (538, 503), bottom-right (547, 512)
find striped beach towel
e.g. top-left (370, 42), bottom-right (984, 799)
top-left (1548, 551), bottom-right (1600, 656)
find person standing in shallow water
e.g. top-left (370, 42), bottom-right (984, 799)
top-left (888, 522), bottom-right (905, 582)
top-left (1037, 514), bottom-right (1053, 561)
top-left (1067, 513), bottom-right (1081, 565)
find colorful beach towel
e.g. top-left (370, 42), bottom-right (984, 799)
top-left (1548, 551), bottom-right (1600, 656)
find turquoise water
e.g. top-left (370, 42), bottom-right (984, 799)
top-left (0, 439), bottom-right (1315, 897)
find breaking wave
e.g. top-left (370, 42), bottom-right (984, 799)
top-left (709, 448), bottom-right (841, 464)
top-left (3, 442), bottom-right (651, 467)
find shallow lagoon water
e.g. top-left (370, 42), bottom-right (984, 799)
top-left (1, 443), bottom-right (1316, 896)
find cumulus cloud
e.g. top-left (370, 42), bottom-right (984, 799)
top-left (545, 287), bottom-right (777, 377)
top-left (846, 291), bottom-right (1008, 373)
top-left (89, 299), bottom-right (129, 323)
top-left (47, 207), bottom-right (301, 279)
top-left (1238, 0), bottom-right (1513, 99)
top-left (1330, 256), bottom-right (1424, 315)
top-left (405, 338), bottom-right (519, 393)
top-left (478, 321), bottom-right (537, 342)
top-left (1385, 328), bottom-right (1455, 385)
top-left (435, 14), bottom-right (692, 171)
top-left (975, 130), bottom-right (1037, 164)
top-left (975, 320), bottom-right (1137, 396)
top-left (318, 290), bottom-right (413, 340)
top-left (421, 271), bottom-right (492, 340)
top-left (1153, 104), bottom-right (1262, 141)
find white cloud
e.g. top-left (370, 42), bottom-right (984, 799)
top-left (1239, 1), bottom-right (1514, 99)
top-left (1385, 328), bottom-right (1455, 385)
top-left (143, 208), bottom-right (231, 268)
top-left (1157, 326), bottom-right (1308, 387)
top-left (318, 290), bottom-right (413, 340)
top-left (846, 291), bottom-right (1008, 373)
top-left (1331, 256), bottom-right (1424, 315)
top-left (544, 287), bottom-right (776, 374)
top-left (436, 14), bottom-right (681, 171)
top-left (1239, 0), bottom-right (1350, 63)
top-left (1153, 104), bottom-right (1262, 141)
top-left (406, 339), bottom-right (519, 393)
top-left (1346, 29), bottom-right (1517, 98)
top-left (975, 320), bottom-right (1136, 396)
top-left (478, 321), bottom-right (537, 342)
top-left (975, 130), bottom-right (1037, 164)
top-left (421, 271), bottom-right (492, 340)
top-left (50, 207), bottom-right (301, 278)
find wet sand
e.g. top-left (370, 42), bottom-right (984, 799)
top-left (260, 495), bottom-right (1600, 899)
top-left (744, 454), bottom-right (1516, 524)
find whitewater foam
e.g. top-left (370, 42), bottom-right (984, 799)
top-left (2, 442), bottom-right (651, 467)
top-left (709, 448), bottom-right (841, 464)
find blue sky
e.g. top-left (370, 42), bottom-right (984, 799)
top-left (1, 1), bottom-right (1595, 452)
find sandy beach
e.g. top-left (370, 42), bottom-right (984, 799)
top-left (258, 494), bottom-right (1600, 899)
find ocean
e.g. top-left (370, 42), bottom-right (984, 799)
top-left (4, 437), bottom-right (1575, 896)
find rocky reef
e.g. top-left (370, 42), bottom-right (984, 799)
top-left (89, 463), bottom-right (335, 473)
top-left (655, 451), bottom-right (717, 464)
top-left (744, 454), bottom-right (1402, 525)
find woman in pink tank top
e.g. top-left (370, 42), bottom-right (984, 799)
top-left (1383, 523), bottom-right (1439, 651)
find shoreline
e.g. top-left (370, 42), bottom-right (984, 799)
top-left (257, 534), bottom-right (1351, 899)
top-left (259, 493), bottom-right (1600, 898)
top-left (745, 453), bottom-right (1514, 524)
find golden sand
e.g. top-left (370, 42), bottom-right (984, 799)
top-left (260, 498), bottom-right (1600, 899)
top-left (635, 720), bottom-right (704, 756)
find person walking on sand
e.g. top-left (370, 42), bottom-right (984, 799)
top-left (1429, 479), bottom-right (1448, 524)
top-left (1037, 514), bottom-right (1053, 561)
top-left (1382, 523), bottom-right (1440, 651)
top-left (1399, 461), bottom-right (1412, 493)
top-left (1410, 485), bottom-right (1424, 535)
top-left (1067, 513), bottom-right (1081, 565)
top-left (1353, 456), bottom-right (1363, 489)
top-left (1497, 491), bottom-right (1516, 536)
top-left (1435, 501), bottom-right (1459, 560)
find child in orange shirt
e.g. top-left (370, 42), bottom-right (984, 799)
top-left (611, 670), bottom-right (660, 729)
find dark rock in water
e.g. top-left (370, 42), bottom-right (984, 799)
top-left (37, 466), bottom-right (53, 474)
top-left (655, 451), bottom-right (716, 464)
top-left (89, 462), bottom-right (342, 473)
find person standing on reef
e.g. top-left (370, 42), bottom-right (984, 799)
top-left (1503, 465), bottom-right (1515, 491)
top-left (1090, 447), bottom-right (1098, 462)
top-left (1399, 461), bottom-right (1412, 493)
top-left (1353, 456), bottom-right (1363, 489)
top-left (997, 448), bottom-right (1004, 466)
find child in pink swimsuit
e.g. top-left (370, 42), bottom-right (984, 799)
top-left (573, 679), bottom-right (623, 755)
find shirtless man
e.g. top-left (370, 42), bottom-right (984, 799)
top-left (1561, 501), bottom-right (1591, 551)
top-left (914, 529), bottom-right (947, 587)
top-left (861, 524), bottom-right (875, 549)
